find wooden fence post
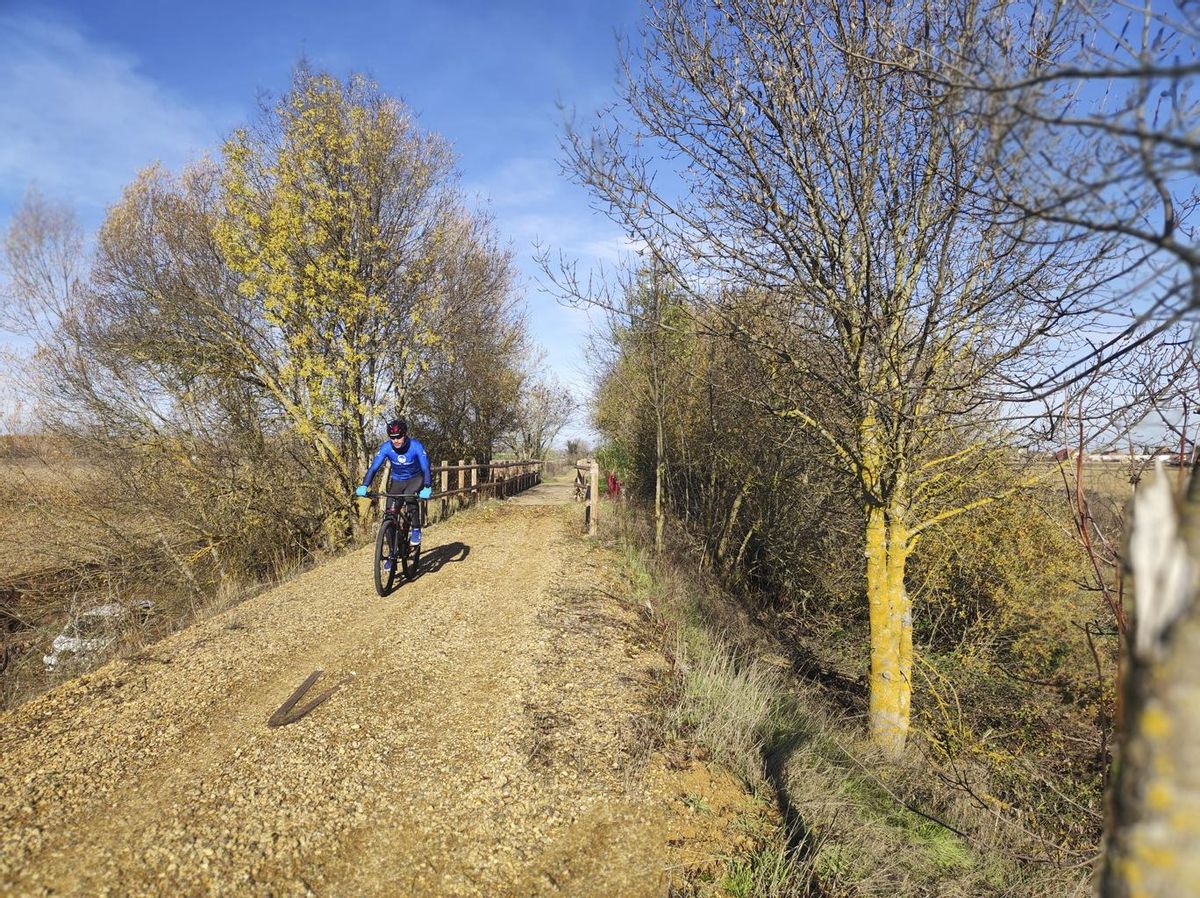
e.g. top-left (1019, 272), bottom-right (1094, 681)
top-left (458, 458), bottom-right (466, 509)
top-left (470, 458), bottom-right (478, 506)
top-left (440, 459), bottom-right (448, 522)
top-left (589, 460), bottom-right (599, 536)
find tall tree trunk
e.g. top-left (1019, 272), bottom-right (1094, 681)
top-left (865, 503), bottom-right (913, 757)
top-left (861, 409), bottom-right (913, 756)
top-left (889, 513), bottom-right (913, 748)
top-left (1100, 466), bottom-right (1200, 897)
top-left (654, 399), bottom-right (665, 554)
top-left (715, 481), bottom-right (748, 567)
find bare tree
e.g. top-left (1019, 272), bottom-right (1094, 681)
top-left (556, 0), bottom-right (1158, 755)
top-left (412, 212), bottom-right (528, 463)
top-left (564, 438), bottom-right (587, 462)
top-left (878, 4), bottom-right (1200, 889)
top-left (0, 188), bottom-right (87, 416)
top-left (506, 373), bottom-right (577, 460)
top-left (1, 188), bottom-right (84, 341)
top-left (875, 1), bottom-right (1200, 390)
top-left (597, 266), bottom-right (683, 553)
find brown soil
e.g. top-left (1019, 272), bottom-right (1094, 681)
top-left (0, 487), bottom-right (754, 896)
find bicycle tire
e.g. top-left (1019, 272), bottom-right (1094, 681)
top-left (402, 537), bottom-right (421, 580)
top-left (399, 518), bottom-right (418, 580)
top-left (374, 517), bottom-right (397, 596)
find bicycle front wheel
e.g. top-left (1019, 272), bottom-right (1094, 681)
top-left (374, 518), bottom-right (397, 596)
top-left (398, 523), bottom-right (419, 580)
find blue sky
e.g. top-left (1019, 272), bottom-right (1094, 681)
top-left (0, 0), bottom-right (645, 425)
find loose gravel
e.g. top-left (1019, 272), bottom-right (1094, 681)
top-left (0, 494), bottom-right (707, 897)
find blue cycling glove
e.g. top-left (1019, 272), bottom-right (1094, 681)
top-left (418, 486), bottom-right (432, 500)
top-left (354, 485), bottom-right (368, 498)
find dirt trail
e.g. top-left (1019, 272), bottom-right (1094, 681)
top-left (0, 485), bottom-right (711, 897)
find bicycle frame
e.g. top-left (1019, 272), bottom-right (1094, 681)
top-left (376, 493), bottom-right (423, 534)
top-left (366, 490), bottom-right (425, 593)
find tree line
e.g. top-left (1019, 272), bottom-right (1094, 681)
top-left (549, 1), bottom-right (1199, 893)
top-left (1, 65), bottom-right (573, 589)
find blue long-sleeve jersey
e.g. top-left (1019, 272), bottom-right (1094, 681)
top-left (362, 437), bottom-right (432, 489)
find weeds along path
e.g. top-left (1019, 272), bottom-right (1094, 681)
top-left (0, 491), bottom-right (685, 897)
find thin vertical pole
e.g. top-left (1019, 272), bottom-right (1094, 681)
top-left (440, 460), bottom-right (448, 522)
top-left (589, 460), bottom-right (599, 536)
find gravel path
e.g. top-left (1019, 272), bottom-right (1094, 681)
top-left (0, 493), bottom-right (690, 896)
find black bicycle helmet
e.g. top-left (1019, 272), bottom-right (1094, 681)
top-left (386, 417), bottom-right (408, 439)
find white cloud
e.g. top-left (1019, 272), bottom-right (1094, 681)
top-left (578, 232), bottom-right (644, 265)
top-left (466, 156), bottom-right (560, 210)
top-left (469, 175), bottom-right (633, 415)
top-left (0, 11), bottom-right (226, 222)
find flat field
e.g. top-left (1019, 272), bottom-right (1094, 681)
top-left (0, 458), bottom-right (120, 581)
top-left (1, 458), bottom-right (150, 706)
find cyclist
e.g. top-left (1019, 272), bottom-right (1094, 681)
top-left (355, 417), bottom-right (433, 547)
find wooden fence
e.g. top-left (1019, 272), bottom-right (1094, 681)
top-left (575, 460), bottom-right (600, 536)
top-left (425, 459), bottom-right (543, 524)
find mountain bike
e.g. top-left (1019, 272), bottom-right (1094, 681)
top-left (366, 490), bottom-right (423, 595)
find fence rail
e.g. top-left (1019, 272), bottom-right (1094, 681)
top-left (425, 458), bottom-right (543, 525)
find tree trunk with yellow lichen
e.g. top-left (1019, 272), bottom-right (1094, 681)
top-left (865, 503), bottom-right (913, 758)
top-left (1100, 466), bottom-right (1200, 897)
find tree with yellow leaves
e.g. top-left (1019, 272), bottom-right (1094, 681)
top-left (29, 65), bottom-right (520, 549)
top-left (215, 66), bottom-right (467, 502)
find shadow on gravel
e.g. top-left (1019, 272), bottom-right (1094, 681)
top-left (416, 542), bottom-right (470, 576)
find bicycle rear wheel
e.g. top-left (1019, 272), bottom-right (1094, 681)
top-left (374, 518), bottom-right (397, 596)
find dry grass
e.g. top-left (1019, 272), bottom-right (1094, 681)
top-left (1079, 462), bottom-right (1138, 502)
top-left (2, 458), bottom-right (128, 704)
top-left (0, 455), bottom-right (275, 709)
top-left (603, 503), bottom-right (1096, 898)
top-left (0, 457), bottom-right (153, 578)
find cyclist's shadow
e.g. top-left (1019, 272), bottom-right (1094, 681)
top-left (415, 541), bottom-right (470, 577)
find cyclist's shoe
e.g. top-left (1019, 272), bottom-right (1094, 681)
top-left (383, 558), bottom-right (393, 571)
top-left (410, 528), bottom-right (422, 546)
